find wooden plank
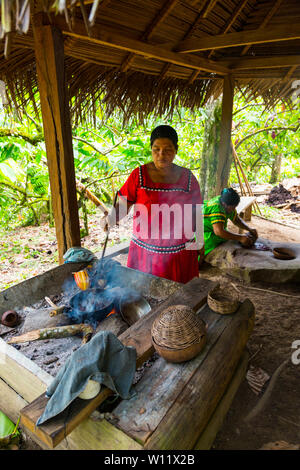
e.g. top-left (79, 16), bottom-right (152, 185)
top-left (236, 196), bottom-right (256, 215)
top-left (112, 305), bottom-right (229, 444)
top-left (221, 55), bottom-right (300, 70)
top-left (118, 277), bottom-right (218, 367)
top-left (194, 350), bottom-right (249, 450)
top-left (144, 299), bottom-right (255, 450)
top-left (32, 20), bottom-right (81, 264)
top-left (52, 17), bottom-right (230, 75)
top-left (20, 277), bottom-right (217, 448)
top-left (120, 0), bottom-right (179, 72)
top-left (0, 377), bottom-right (142, 450)
top-left (216, 74), bottom-right (235, 194)
top-left (241, 0), bottom-right (284, 56)
top-left (0, 338), bottom-right (51, 403)
top-left (177, 23), bottom-right (300, 53)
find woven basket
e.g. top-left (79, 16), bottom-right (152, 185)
top-left (207, 286), bottom-right (240, 315)
top-left (151, 305), bottom-right (206, 351)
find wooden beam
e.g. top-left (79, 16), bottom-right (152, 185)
top-left (177, 23), bottom-right (300, 53)
top-left (120, 0), bottom-right (179, 72)
top-left (58, 19), bottom-right (229, 75)
top-left (0, 345), bottom-right (142, 450)
top-left (144, 299), bottom-right (255, 450)
top-left (220, 55), bottom-right (300, 70)
top-left (32, 20), bottom-right (81, 264)
top-left (241, 0), bottom-right (284, 56)
top-left (194, 350), bottom-right (249, 450)
top-left (20, 277), bottom-right (217, 449)
top-left (216, 74), bottom-right (234, 195)
top-left (208, 0), bottom-right (249, 59)
top-left (157, 0), bottom-right (218, 83)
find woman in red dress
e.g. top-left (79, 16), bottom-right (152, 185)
top-left (101, 125), bottom-right (203, 283)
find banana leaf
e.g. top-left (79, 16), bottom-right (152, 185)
top-left (0, 411), bottom-right (20, 447)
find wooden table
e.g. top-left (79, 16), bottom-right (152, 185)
top-left (0, 263), bottom-right (255, 450)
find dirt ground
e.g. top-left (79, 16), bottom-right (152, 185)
top-left (203, 215), bottom-right (300, 450)
top-left (1, 212), bottom-right (300, 451)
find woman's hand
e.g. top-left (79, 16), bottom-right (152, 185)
top-left (239, 234), bottom-right (254, 247)
top-left (248, 228), bottom-right (258, 242)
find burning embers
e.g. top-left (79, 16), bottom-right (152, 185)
top-left (7, 258), bottom-right (148, 349)
top-left (63, 258), bottom-right (144, 328)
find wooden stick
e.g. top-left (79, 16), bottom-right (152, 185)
top-left (231, 283), bottom-right (300, 299)
top-left (232, 147), bottom-right (246, 196)
top-left (45, 297), bottom-right (66, 317)
top-left (7, 324), bottom-right (94, 344)
top-left (232, 144), bottom-right (262, 215)
top-left (76, 180), bottom-right (108, 214)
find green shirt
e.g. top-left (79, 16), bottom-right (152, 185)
top-left (203, 196), bottom-right (237, 256)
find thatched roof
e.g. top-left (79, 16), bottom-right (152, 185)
top-left (1, 0), bottom-right (300, 122)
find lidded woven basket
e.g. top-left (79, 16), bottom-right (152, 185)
top-left (151, 305), bottom-right (206, 363)
top-left (207, 285), bottom-right (240, 315)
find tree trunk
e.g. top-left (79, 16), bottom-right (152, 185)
top-left (269, 153), bottom-right (282, 184)
top-left (199, 98), bottom-right (222, 200)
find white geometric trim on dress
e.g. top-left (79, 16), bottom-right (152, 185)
top-left (139, 166), bottom-right (192, 193)
top-left (131, 236), bottom-right (194, 254)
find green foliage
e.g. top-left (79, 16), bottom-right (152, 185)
top-left (0, 91), bottom-right (299, 233)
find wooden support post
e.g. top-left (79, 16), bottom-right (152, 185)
top-left (216, 74), bottom-right (234, 195)
top-left (33, 18), bottom-right (81, 264)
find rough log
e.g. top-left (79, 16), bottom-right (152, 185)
top-left (216, 74), bottom-right (234, 194)
top-left (20, 277), bottom-right (216, 449)
top-left (7, 324), bottom-right (93, 344)
top-left (144, 299), bottom-right (255, 450)
top-left (33, 19), bottom-right (81, 263)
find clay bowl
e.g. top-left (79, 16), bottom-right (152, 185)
top-left (151, 336), bottom-right (206, 364)
top-left (272, 246), bottom-right (296, 260)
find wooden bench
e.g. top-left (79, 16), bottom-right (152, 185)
top-left (0, 269), bottom-right (255, 450)
top-left (236, 196), bottom-right (256, 222)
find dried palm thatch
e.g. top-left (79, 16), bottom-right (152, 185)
top-left (0, 0), bottom-right (299, 124)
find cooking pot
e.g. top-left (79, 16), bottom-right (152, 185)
top-left (68, 288), bottom-right (115, 323)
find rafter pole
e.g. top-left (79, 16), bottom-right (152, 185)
top-left (220, 55), bottom-right (300, 70)
top-left (208, 0), bottom-right (249, 59)
top-left (216, 74), bottom-right (235, 194)
top-left (120, 0), bottom-right (179, 72)
top-left (178, 23), bottom-right (300, 53)
top-left (169, 0), bottom-right (218, 83)
top-left (241, 0), bottom-right (283, 55)
top-left (59, 19), bottom-right (229, 75)
top-left (32, 17), bottom-right (81, 264)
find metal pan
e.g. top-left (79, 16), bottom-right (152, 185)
top-left (68, 288), bottom-right (115, 322)
top-left (119, 297), bottom-right (151, 326)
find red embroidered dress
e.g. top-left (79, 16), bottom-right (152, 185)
top-left (118, 164), bottom-right (202, 283)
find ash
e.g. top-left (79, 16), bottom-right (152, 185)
top-left (3, 291), bottom-right (164, 378)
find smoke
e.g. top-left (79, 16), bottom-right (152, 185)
top-left (62, 258), bottom-right (141, 327)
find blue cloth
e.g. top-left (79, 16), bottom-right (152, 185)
top-left (63, 247), bottom-right (97, 263)
top-left (36, 331), bottom-right (136, 426)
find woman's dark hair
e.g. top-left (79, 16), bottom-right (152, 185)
top-left (220, 187), bottom-right (240, 206)
top-left (150, 125), bottom-right (178, 151)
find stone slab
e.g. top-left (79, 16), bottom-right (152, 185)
top-left (205, 238), bottom-right (300, 283)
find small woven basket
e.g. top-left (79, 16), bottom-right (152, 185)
top-left (151, 305), bottom-right (206, 351)
top-left (207, 286), bottom-right (240, 315)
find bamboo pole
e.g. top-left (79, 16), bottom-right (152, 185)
top-left (232, 148), bottom-right (247, 197)
top-left (76, 181), bottom-right (109, 214)
top-left (232, 143), bottom-right (262, 215)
